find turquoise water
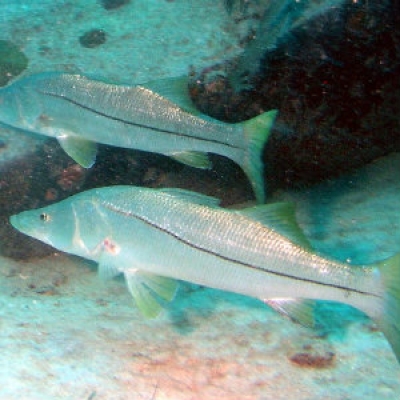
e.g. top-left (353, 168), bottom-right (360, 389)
top-left (0, 1), bottom-right (400, 399)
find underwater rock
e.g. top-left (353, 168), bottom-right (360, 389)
top-left (223, 0), bottom-right (347, 90)
top-left (193, 0), bottom-right (400, 192)
top-left (0, 40), bottom-right (28, 86)
top-left (79, 29), bottom-right (107, 48)
top-left (100, 0), bottom-right (130, 10)
top-left (55, 164), bottom-right (88, 192)
top-left (289, 343), bottom-right (336, 368)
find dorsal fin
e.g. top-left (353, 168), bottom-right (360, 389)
top-left (158, 187), bottom-right (221, 208)
top-left (237, 202), bottom-right (311, 250)
top-left (141, 76), bottom-right (201, 115)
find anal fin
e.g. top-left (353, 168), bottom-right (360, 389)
top-left (264, 298), bottom-right (316, 328)
top-left (170, 151), bottom-right (212, 169)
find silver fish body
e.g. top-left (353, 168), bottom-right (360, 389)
top-left (10, 185), bottom-right (400, 361)
top-left (0, 73), bottom-right (277, 202)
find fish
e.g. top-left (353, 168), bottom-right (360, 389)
top-left (225, 0), bottom-right (346, 90)
top-left (9, 185), bottom-right (400, 362)
top-left (0, 72), bottom-right (277, 203)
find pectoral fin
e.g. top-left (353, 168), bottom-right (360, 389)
top-left (98, 257), bottom-right (120, 281)
top-left (57, 136), bottom-right (97, 168)
top-left (124, 270), bottom-right (179, 318)
top-left (97, 238), bottom-right (121, 280)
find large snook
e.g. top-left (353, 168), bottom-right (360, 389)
top-left (0, 72), bottom-right (277, 203)
top-left (10, 185), bottom-right (400, 362)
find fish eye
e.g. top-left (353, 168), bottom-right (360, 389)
top-left (39, 213), bottom-right (51, 222)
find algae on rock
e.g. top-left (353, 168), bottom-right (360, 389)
top-left (0, 40), bottom-right (28, 86)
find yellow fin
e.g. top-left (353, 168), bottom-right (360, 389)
top-left (375, 253), bottom-right (400, 362)
top-left (170, 151), bottom-right (212, 169)
top-left (240, 109), bottom-right (278, 204)
top-left (264, 298), bottom-right (316, 328)
top-left (57, 136), bottom-right (97, 168)
top-left (140, 272), bottom-right (179, 302)
top-left (124, 270), bottom-right (179, 319)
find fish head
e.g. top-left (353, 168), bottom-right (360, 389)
top-left (0, 75), bottom-right (47, 132)
top-left (10, 190), bottom-right (108, 259)
top-left (0, 72), bottom-right (76, 137)
top-left (10, 200), bottom-right (77, 253)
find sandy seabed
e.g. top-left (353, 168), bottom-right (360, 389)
top-left (1, 153), bottom-right (400, 399)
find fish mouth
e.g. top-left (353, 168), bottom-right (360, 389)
top-left (9, 212), bottom-right (40, 240)
top-left (9, 214), bottom-right (24, 232)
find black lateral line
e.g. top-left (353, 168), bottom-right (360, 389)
top-left (103, 202), bottom-right (379, 299)
top-left (39, 90), bottom-right (242, 149)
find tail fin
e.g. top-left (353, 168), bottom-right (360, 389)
top-left (377, 253), bottom-right (400, 362)
top-left (240, 109), bottom-right (278, 204)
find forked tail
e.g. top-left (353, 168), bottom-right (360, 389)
top-left (376, 253), bottom-right (400, 362)
top-left (240, 109), bottom-right (278, 204)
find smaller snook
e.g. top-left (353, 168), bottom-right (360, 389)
top-left (10, 185), bottom-right (400, 362)
top-left (0, 72), bottom-right (277, 203)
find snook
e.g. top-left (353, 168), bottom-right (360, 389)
top-left (0, 72), bottom-right (277, 203)
top-left (10, 185), bottom-right (400, 362)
